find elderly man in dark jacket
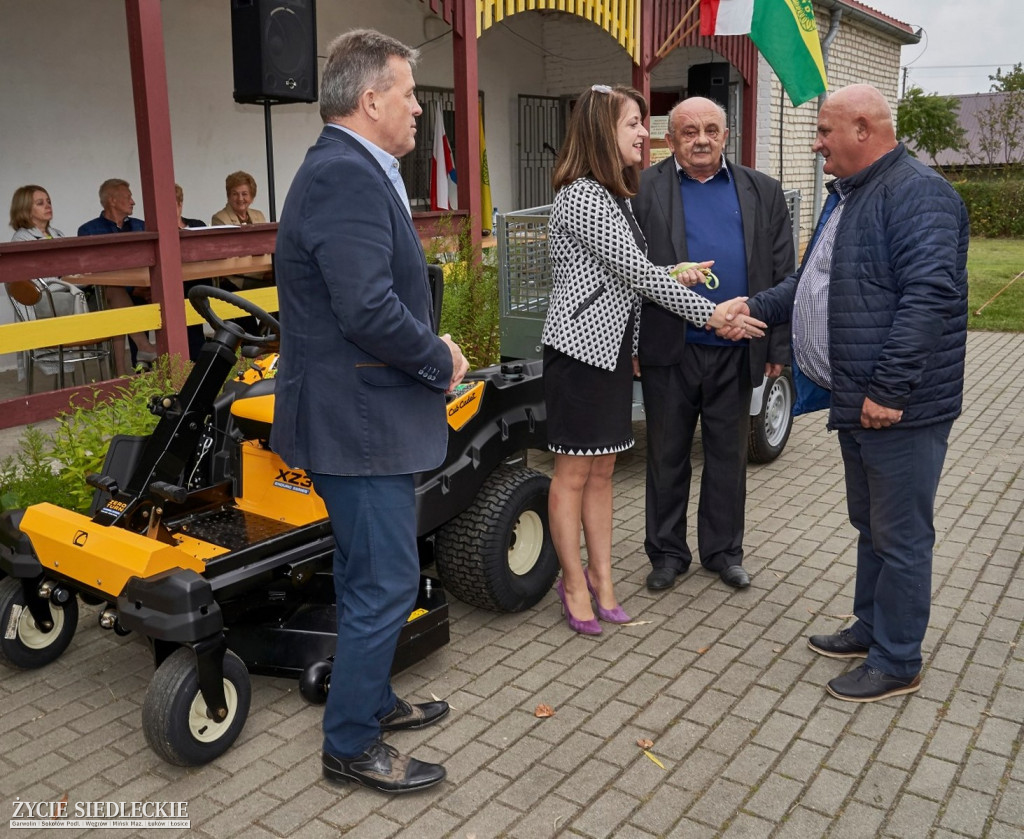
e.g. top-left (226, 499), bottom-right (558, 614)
top-left (734, 84), bottom-right (969, 702)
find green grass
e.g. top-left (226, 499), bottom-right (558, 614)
top-left (967, 237), bottom-right (1024, 332)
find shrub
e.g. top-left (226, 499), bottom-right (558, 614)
top-left (0, 355), bottom-right (192, 514)
top-left (426, 216), bottom-right (501, 369)
top-left (953, 178), bottom-right (1024, 237)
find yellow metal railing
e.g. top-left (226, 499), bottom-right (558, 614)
top-left (0, 289), bottom-right (279, 358)
top-left (478, 0), bottom-right (641, 62)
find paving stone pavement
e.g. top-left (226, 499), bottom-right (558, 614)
top-left (1, 331), bottom-right (1021, 838)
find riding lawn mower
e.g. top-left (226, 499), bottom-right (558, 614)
top-left (0, 278), bottom-right (557, 766)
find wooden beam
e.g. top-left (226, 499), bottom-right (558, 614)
top-left (177, 226), bottom-right (278, 262)
top-left (452, 0), bottom-right (482, 254)
top-left (0, 234), bottom-right (158, 284)
top-left (125, 0), bottom-right (188, 361)
top-left (0, 380), bottom-right (128, 430)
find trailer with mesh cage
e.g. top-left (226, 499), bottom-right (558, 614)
top-left (496, 191), bottom-right (802, 463)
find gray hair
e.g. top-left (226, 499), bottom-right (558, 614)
top-left (319, 29), bottom-right (419, 122)
top-left (99, 178), bottom-right (130, 206)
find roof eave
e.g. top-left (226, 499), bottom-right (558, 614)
top-left (815, 0), bottom-right (922, 46)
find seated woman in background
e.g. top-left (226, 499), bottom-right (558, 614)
top-left (9, 185), bottom-right (87, 310)
top-left (177, 183), bottom-right (206, 230)
top-left (211, 171), bottom-right (272, 291)
top-left (10, 184), bottom-right (69, 246)
top-left (211, 171), bottom-right (266, 226)
top-left (7, 185), bottom-right (92, 380)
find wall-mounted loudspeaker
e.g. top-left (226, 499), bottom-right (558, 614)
top-left (687, 62), bottom-right (731, 113)
top-left (231, 0), bottom-right (318, 104)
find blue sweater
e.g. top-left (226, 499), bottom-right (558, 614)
top-left (679, 168), bottom-right (748, 346)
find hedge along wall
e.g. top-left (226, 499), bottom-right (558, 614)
top-left (953, 178), bottom-right (1024, 237)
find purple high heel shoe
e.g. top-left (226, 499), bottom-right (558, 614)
top-left (584, 571), bottom-right (632, 624)
top-left (555, 580), bottom-right (602, 636)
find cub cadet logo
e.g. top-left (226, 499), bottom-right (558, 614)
top-left (447, 384), bottom-right (483, 432)
top-left (73, 530), bottom-right (89, 547)
top-left (274, 469), bottom-right (313, 494)
top-left (789, 0), bottom-right (817, 33)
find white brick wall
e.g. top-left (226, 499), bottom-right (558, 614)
top-left (751, 5), bottom-right (904, 250)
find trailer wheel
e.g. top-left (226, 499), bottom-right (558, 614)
top-left (0, 577), bottom-right (78, 669)
top-left (142, 647), bottom-right (251, 766)
top-left (434, 465), bottom-right (557, 612)
top-left (748, 367), bottom-right (794, 464)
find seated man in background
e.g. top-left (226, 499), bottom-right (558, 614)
top-left (77, 178), bottom-right (157, 372)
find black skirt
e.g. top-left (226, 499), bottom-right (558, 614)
top-left (543, 314), bottom-right (635, 456)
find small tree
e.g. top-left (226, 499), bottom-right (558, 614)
top-left (896, 86), bottom-right (965, 172)
top-left (976, 64), bottom-right (1024, 172)
top-left (990, 63), bottom-right (1024, 92)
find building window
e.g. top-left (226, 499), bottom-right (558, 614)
top-left (403, 87), bottom-right (485, 212)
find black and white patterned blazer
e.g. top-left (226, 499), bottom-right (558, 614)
top-left (541, 177), bottom-right (717, 371)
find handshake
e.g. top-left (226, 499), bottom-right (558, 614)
top-left (671, 261), bottom-right (765, 340)
top-left (709, 297), bottom-right (762, 340)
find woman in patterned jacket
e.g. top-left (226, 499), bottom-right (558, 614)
top-left (542, 84), bottom-right (764, 635)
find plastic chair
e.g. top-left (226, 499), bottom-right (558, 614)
top-left (6, 279), bottom-right (113, 393)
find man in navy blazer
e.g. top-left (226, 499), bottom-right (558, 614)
top-left (633, 97), bottom-right (793, 593)
top-left (271, 29), bottom-right (468, 794)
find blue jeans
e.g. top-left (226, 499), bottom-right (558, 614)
top-left (838, 420), bottom-right (953, 678)
top-left (310, 472), bottom-right (420, 758)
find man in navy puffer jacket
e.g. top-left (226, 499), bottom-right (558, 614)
top-left (731, 84), bottom-right (969, 702)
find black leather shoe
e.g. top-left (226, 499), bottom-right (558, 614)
top-left (379, 697), bottom-right (449, 732)
top-left (807, 628), bottom-right (869, 659)
top-left (719, 565), bottom-right (750, 588)
top-left (322, 740), bottom-right (446, 793)
top-left (826, 664), bottom-right (922, 703)
top-left (646, 567), bottom-right (681, 591)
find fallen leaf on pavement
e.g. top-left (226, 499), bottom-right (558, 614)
top-left (642, 749), bottom-right (666, 769)
top-left (636, 738), bottom-right (654, 749)
top-left (697, 646), bottom-right (710, 654)
top-left (534, 704), bottom-right (556, 718)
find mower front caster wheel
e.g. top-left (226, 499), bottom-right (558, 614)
top-left (299, 659), bottom-right (332, 705)
top-left (0, 577), bottom-right (79, 669)
top-left (142, 647), bottom-right (251, 766)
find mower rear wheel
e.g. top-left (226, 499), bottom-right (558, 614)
top-left (434, 465), bottom-right (557, 612)
top-left (0, 577), bottom-right (79, 669)
top-left (142, 647), bottom-right (251, 766)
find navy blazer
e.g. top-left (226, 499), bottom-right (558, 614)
top-left (271, 127), bottom-right (453, 476)
top-left (632, 157), bottom-right (794, 384)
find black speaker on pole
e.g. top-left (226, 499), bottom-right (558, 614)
top-left (231, 0), bottom-right (318, 104)
top-left (687, 62), bottom-right (731, 113)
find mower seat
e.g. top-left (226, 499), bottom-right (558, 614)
top-left (230, 379), bottom-right (276, 440)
